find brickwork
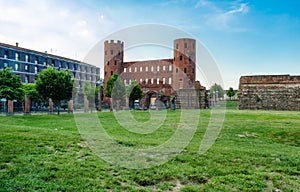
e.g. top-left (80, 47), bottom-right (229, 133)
top-left (238, 75), bottom-right (300, 110)
top-left (24, 94), bottom-right (30, 114)
top-left (7, 100), bottom-right (13, 115)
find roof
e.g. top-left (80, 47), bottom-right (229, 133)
top-left (0, 42), bottom-right (96, 67)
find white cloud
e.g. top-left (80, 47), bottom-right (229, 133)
top-left (195, 0), bottom-right (250, 31)
top-left (0, 0), bottom-right (116, 62)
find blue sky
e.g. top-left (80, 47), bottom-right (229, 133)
top-left (1, 0), bottom-right (299, 89)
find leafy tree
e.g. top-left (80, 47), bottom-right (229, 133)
top-left (112, 78), bottom-right (126, 110)
top-left (35, 67), bottom-right (74, 116)
top-left (83, 81), bottom-right (95, 112)
top-left (105, 73), bottom-right (118, 97)
top-left (22, 84), bottom-right (42, 102)
top-left (0, 67), bottom-right (24, 102)
top-left (210, 83), bottom-right (224, 99)
top-left (83, 81), bottom-right (94, 100)
top-left (126, 80), bottom-right (143, 108)
top-left (226, 87), bottom-right (236, 100)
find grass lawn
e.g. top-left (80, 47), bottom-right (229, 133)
top-left (0, 101), bottom-right (299, 191)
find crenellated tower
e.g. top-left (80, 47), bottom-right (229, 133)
top-left (104, 40), bottom-right (124, 89)
top-left (172, 38), bottom-right (196, 90)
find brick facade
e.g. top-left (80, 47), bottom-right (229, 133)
top-left (103, 38), bottom-right (206, 109)
top-left (238, 75), bottom-right (300, 110)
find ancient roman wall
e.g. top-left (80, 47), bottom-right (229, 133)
top-left (238, 75), bottom-right (300, 110)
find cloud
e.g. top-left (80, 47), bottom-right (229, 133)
top-left (227, 3), bottom-right (249, 14)
top-left (195, 0), bottom-right (250, 31)
top-left (0, 0), bottom-right (116, 62)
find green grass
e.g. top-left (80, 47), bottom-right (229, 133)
top-left (0, 102), bottom-right (299, 191)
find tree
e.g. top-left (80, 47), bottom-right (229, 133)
top-left (83, 81), bottom-right (95, 112)
top-left (22, 84), bottom-right (42, 102)
top-left (126, 80), bottom-right (143, 109)
top-left (35, 67), bottom-right (74, 116)
top-left (105, 73), bottom-right (118, 97)
top-left (0, 67), bottom-right (24, 101)
top-left (210, 83), bottom-right (224, 99)
top-left (112, 78), bottom-right (126, 110)
top-left (226, 87), bottom-right (236, 100)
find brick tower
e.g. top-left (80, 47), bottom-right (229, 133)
top-left (172, 38), bottom-right (196, 90)
top-left (104, 40), bottom-right (124, 89)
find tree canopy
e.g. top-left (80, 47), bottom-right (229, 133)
top-left (22, 84), bottom-right (42, 102)
top-left (226, 87), bottom-right (236, 100)
top-left (0, 67), bottom-right (24, 101)
top-left (105, 73), bottom-right (118, 98)
top-left (35, 67), bottom-right (74, 115)
top-left (126, 80), bottom-right (143, 101)
top-left (210, 83), bottom-right (224, 99)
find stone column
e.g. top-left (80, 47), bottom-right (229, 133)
top-left (125, 97), bottom-right (129, 110)
top-left (7, 100), bottom-right (13, 116)
top-left (98, 88), bottom-right (102, 111)
top-left (24, 94), bottom-right (31, 115)
top-left (49, 98), bottom-right (53, 114)
top-left (84, 98), bottom-right (89, 112)
top-left (68, 100), bottom-right (73, 113)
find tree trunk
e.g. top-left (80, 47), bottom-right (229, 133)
top-left (57, 103), bottom-right (60, 116)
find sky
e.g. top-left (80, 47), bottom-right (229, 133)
top-left (0, 0), bottom-right (299, 89)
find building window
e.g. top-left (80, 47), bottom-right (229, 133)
top-left (140, 79), bottom-right (143, 84)
top-left (4, 62), bottom-right (8, 68)
top-left (135, 67), bottom-right (137, 72)
top-left (140, 66), bottom-right (142, 72)
top-left (184, 68), bottom-right (187, 73)
top-left (25, 75), bottom-right (29, 84)
top-left (151, 78), bottom-right (153, 84)
top-left (105, 50), bottom-right (107, 55)
top-left (129, 67), bottom-right (131, 72)
top-left (179, 78), bottom-right (183, 82)
top-left (163, 65), bottom-right (166, 71)
top-left (111, 50), bottom-right (113, 55)
top-left (15, 52), bottom-right (19, 61)
top-left (25, 64), bottom-right (29, 72)
top-left (145, 78), bottom-right (148, 84)
top-left (25, 55), bottom-right (30, 62)
top-left (180, 55), bottom-right (182, 61)
top-left (111, 71), bottom-right (113, 75)
top-left (184, 42), bottom-right (187, 48)
top-left (105, 71), bottom-right (107, 76)
top-left (176, 44), bottom-right (178, 49)
top-left (35, 56), bottom-right (39, 64)
top-left (4, 50), bottom-right (9, 59)
top-left (124, 79), bottom-right (126, 85)
top-left (151, 66), bottom-right (154, 72)
top-left (114, 60), bottom-right (117, 65)
top-left (169, 77), bottom-right (172, 85)
top-left (146, 66), bottom-right (148, 72)
top-left (169, 65), bottom-right (172, 71)
top-left (163, 78), bottom-right (166, 84)
top-left (157, 66), bottom-right (160, 72)
top-left (176, 68), bottom-right (178, 73)
top-left (44, 58), bottom-right (47, 65)
top-left (157, 78), bottom-right (160, 84)
top-left (34, 66), bottom-right (38, 74)
top-left (52, 60), bottom-right (55, 68)
top-left (15, 63), bottom-right (19, 71)
top-left (124, 68), bottom-right (126, 73)
top-left (58, 61), bottom-right (62, 68)
top-left (129, 79), bottom-right (132, 84)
